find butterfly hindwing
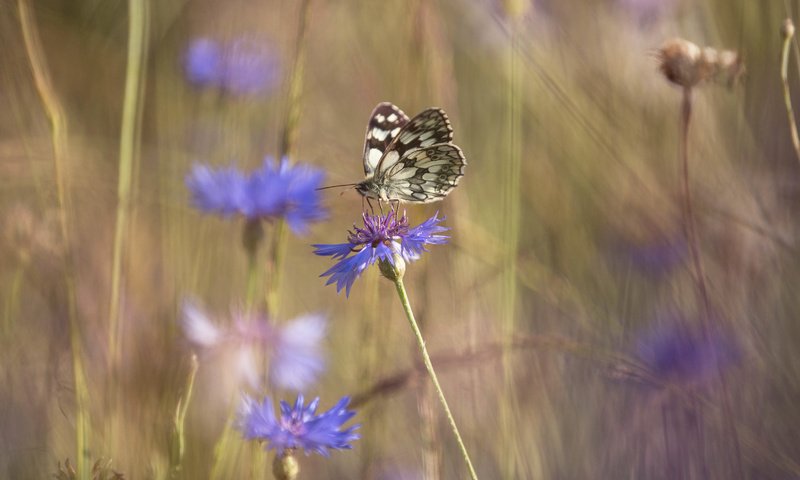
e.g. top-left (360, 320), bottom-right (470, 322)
top-left (382, 144), bottom-right (466, 203)
top-left (363, 103), bottom-right (409, 176)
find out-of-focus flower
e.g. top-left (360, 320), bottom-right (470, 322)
top-left (184, 38), bottom-right (224, 87)
top-left (658, 38), bottom-right (744, 88)
top-left (270, 315), bottom-right (328, 391)
top-left (181, 300), bottom-right (326, 391)
top-left (609, 233), bottom-right (687, 278)
top-left (313, 211), bottom-right (448, 296)
top-left (616, 0), bottom-right (674, 24)
top-left (237, 394), bottom-right (360, 456)
top-left (182, 36), bottom-right (281, 96)
top-left (186, 157), bottom-right (326, 234)
top-left (634, 320), bottom-right (740, 386)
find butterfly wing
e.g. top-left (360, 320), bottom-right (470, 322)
top-left (381, 144), bottom-right (467, 203)
top-left (374, 108), bottom-right (454, 177)
top-left (363, 103), bottom-right (409, 177)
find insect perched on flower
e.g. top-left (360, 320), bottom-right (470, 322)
top-left (353, 102), bottom-right (467, 206)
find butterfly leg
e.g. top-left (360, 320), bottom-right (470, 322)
top-left (365, 197), bottom-right (377, 215)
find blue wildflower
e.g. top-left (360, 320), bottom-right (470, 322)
top-left (635, 320), bottom-right (740, 386)
top-left (237, 394), bottom-right (360, 456)
top-left (182, 36), bottom-right (281, 96)
top-left (313, 211), bottom-right (448, 296)
top-left (186, 158), bottom-right (326, 234)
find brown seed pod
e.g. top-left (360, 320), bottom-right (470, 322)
top-left (658, 38), bottom-right (703, 87)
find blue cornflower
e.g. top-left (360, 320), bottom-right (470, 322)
top-left (635, 320), bottom-right (740, 386)
top-left (182, 36), bottom-right (281, 96)
top-left (237, 394), bottom-right (360, 456)
top-left (186, 157), bottom-right (326, 234)
top-left (313, 211), bottom-right (448, 296)
top-left (184, 38), bottom-right (224, 87)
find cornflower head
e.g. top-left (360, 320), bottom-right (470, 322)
top-left (237, 394), bottom-right (360, 457)
top-left (313, 210), bottom-right (448, 296)
top-left (183, 36), bottom-right (281, 96)
top-left (634, 319), bottom-right (740, 387)
top-left (181, 300), bottom-right (326, 391)
top-left (186, 157), bottom-right (326, 235)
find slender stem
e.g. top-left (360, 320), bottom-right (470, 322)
top-left (392, 278), bottom-right (479, 480)
top-left (679, 87), bottom-right (744, 480)
top-left (501, 13), bottom-right (523, 479)
top-left (265, 220), bottom-right (287, 315)
top-left (781, 19), bottom-right (800, 166)
top-left (18, 1), bottom-right (91, 477)
top-left (169, 355), bottom-right (199, 479)
top-left (108, 0), bottom-right (149, 368)
top-left (267, 0), bottom-right (312, 316)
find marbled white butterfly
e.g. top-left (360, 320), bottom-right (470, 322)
top-left (355, 102), bottom-right (466, 204)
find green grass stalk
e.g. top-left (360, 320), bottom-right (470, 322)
top-left (267, 0), bottom-right (312, 316)
top-left (107, 0), bottom-right (149, 368)
top-left (18, 0), bottom-right (91, 476)
top-left (392, 277), bottom-right (479, 480)
top-left (500, 15), bottom-right (523, 480)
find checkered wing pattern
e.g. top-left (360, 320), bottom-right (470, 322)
top-left (363, 103), bottom-right (409, 176)
top-left (358, 103), bottom-right (466, 204)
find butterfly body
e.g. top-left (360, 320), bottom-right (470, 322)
top-left (357, 102), bottom-right (466, 204)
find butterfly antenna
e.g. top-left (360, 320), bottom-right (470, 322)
top-left (316, 183), bottom-right (358, 191)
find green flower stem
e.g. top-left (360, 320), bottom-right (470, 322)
top-left (18, 0), bottom-right (91, 477)
top-left (265, 220), bottom-right (287, 315)
top-left (392, 277), bottom-right (479, 480)
top-left (169, 355), bottom-right (199, 478)
top-left (108, 0), bottom-right (149, 368)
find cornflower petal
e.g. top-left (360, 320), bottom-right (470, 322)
top-left (314, 211), bottom-right (448, 296)
top-left (237, 394), bottom-right (360, 456)
top-left (185, 158), bottom-right (326, 234)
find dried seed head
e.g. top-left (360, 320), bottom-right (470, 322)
top-left (783, 18), bottom-right (796, 39)
top-left (658, 38), bottom-right (703, 87)
top-left (658, 38), bottom-right (743, 88)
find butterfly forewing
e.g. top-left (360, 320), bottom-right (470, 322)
top-left (363, 103), bottom-right (409, 176)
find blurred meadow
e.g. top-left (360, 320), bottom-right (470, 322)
top-left (3, 0), bottom-right (800, 478)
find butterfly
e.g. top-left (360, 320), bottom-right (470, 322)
top-left (355, 102), bottom-right (466, 205)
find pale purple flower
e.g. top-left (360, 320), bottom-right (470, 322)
top-left (182, 36), bottom-right (281, 96)
top-left (181, 300), bottom-right (326, 391)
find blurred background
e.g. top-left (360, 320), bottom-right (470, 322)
top-left (2, 0), bottom-right (800, 478)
